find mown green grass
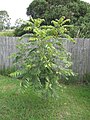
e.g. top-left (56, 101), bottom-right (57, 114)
top-left (0, 75), bottom-right (90, 120)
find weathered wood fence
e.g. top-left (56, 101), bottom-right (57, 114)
top-left (0, 37), bottom-right (18, 69)
top-left (0, 37), bottom-right (90, 77)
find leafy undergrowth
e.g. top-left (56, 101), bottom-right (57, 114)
top-left (0, 75), bottom-right (90, 120)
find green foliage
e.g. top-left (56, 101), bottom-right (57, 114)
top-left (14, 21), bottom-right (32, 36)
top-left (26, 0), bottom-right (90, 38)
top-left (10, 17), bottom-right (74, 95)
top-left (26, 0), bottom-right (48, 18)
top-left (0, 30), bottom-right (14, 37)
top-left (83, 73), bottom-right (90, 84)
top-left (0, 10), bottom-right (10, 31)
top-left (0, 67), bottom-right (16, 76)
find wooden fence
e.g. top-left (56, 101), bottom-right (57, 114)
top-left (0, 37), bottom-right (90, 78)
top-left (67, 38), bottom-right (90, 79)
top-left (0, 37), bottom-right (18, 69)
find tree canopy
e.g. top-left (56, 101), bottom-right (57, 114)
top-left (0, 10), bottom-right (10, 31)
top-left (26, 0), bottom-right (90, 38)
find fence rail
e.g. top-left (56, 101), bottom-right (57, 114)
top-left (0, 37), bottom-right (90, 79)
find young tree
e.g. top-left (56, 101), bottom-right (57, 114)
top-left (10, 17), bottom-right (74, 96)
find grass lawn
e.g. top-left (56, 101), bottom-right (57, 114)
top-left (0, 75), bottom-right (90, 120)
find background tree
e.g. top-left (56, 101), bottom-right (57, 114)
top-left (15, 18), bottom-right (25, 28)
top-left (14, 19), bottom-right (33, 36)
top-left (0, 10), bottom-right (10, 31)
top-left (26, 0), bottom-right (90, 38)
